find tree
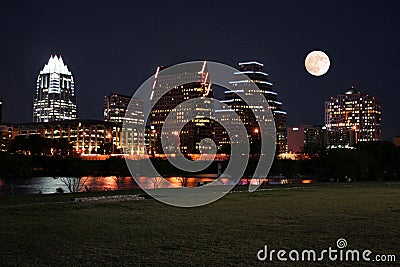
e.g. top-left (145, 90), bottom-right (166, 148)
top-left (150, 176), bottom-right (163, 189)
top-left (269, 158), bottom-right (300, 178)
top-left (302, 142), bottom-right (328, 160)
top-left (111, 176), bottom-right (125, 190)
top-left (176, 177), bottom-right (189, 187)
top-left (53, 158), bottom-right (90, 193)
top-left (325, 149), bottom-right (356, 181)
top-left (0, 153), bottom-right (32, 195)
top-left (58, 176), bottom-right (89, 193)
top-left (103, 157), bottom-right (130, 190)
top-left (50, 139), bottom-right (74, 157)
top-left (8, 135), bottom-right (52, 156)
top-left (355, 141), bottom-right (400, 181)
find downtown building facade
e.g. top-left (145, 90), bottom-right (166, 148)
top-left (149, 62), bottom-right (214, 156)
top-left (33, 55), bottom-right (77, 122)
top-left (219, 61), bottom-right (287, 154)
top-left (0, 123), bottom-right (12, 152)
top-left (3, 100), bottom-right (145, 156)
top-left (104, 93), bottom-right (146, 156)
top-left (325, 87), bottom-right (381, 147)
top-left (1, 55), bottom-right (145, 156)
top-left (3, 120), bottom-right (123, 155)
top-left (28, 57), bottom-right (125, 156)
top-left (287, 125), bottom-right (328, 154)
top-left (213, 107), bottom-right (242, 154)
top-left (104, 93), bottom-right (131, 123)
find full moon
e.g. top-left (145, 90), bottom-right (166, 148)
top-left (305, 50), bottom-right (330, 76)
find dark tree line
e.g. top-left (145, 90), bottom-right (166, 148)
top-left (1, 140), bottom-right (399, 182)
top-left (7, 135), bottom-right (122, 156)
top-left (268, 141), bottom-right (400, 181)
top-left (8, 135), bottom-right (74, 156)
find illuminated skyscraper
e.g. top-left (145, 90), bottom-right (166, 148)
top-left (150, 62), bottom-right (213, 155)
top-left (226, 61), bottom-right (287, 154)
top-left (104, 93), bottom-right (146, 156)
top-left (104, 93), bottom-right (132, 123)
top-left (33, 55), bottom-right (77, 122)
top-left (214, 106), bottom-right (242, 153)
top-left (325, 87), bottom-right (381, 147)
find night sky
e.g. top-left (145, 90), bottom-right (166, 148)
top-left (1, 0), bottom-right (399, 140)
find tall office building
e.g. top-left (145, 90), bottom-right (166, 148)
top-left (104, 93), bottom-right (132, 122)
top-left (288, 125), bottom-right (328, 154)
top-left (325, 87), bottom-right (381, 147)
top-left (150, 62), bottom-right (213, 155)
top-left (225, 61), bottom-right (287, 153)
top-left (104, 93), bottom-right (146, 156)
top-left (214, 107), bottom-right (242, 153)
top-left (33, 55), bottom-right (77, 122)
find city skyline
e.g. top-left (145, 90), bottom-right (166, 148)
top-left (1, 2), bottom-right (399, 266)
top-left (0, 55), bottom-right (391, 144)
top-left (0, 1), bottom-right (399, 141)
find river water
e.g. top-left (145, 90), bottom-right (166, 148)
top-left (0, 176), bottom-right (271, 196)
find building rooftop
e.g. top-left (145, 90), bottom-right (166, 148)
top-left (344, 86), bottom-right (360, 95)
top-left (40, 55), bottom-right (71, 75)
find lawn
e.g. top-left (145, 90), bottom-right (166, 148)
top-left (0, 183), bottom-right (399, 266)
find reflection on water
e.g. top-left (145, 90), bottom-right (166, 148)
top-left (0, 176), bottom-right (306, 196)
top-left (135, 177), bottom-right (269, 189)
top-left (85, 176), bottom-right (135, 191)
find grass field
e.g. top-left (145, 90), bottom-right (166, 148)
top-left (0, 183), bottom-right (399, 266)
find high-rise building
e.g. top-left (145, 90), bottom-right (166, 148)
top-left (287, 126), bottom-right (308, 153)
top-left (150, 62), bottom-right (213, 155)
top-left (213, 105), bottom-right (242, 154)
top-left (225, 61), bottom-right (287, 154)
top-left (104, 93), bottom-right (131, 122)
top-left (325, 87), bottom-right (381, 147)
top-left (304, 126), bottom-right (328, 151)
top-left (288, 125), bottom-right (328, 154)
top-left (33, 55), bottom-right (77, 122)
top-left (104, 93), bottom-right (146, 156)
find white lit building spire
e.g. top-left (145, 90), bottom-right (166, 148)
top-left (33, 55), bottom-right (77, 122)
